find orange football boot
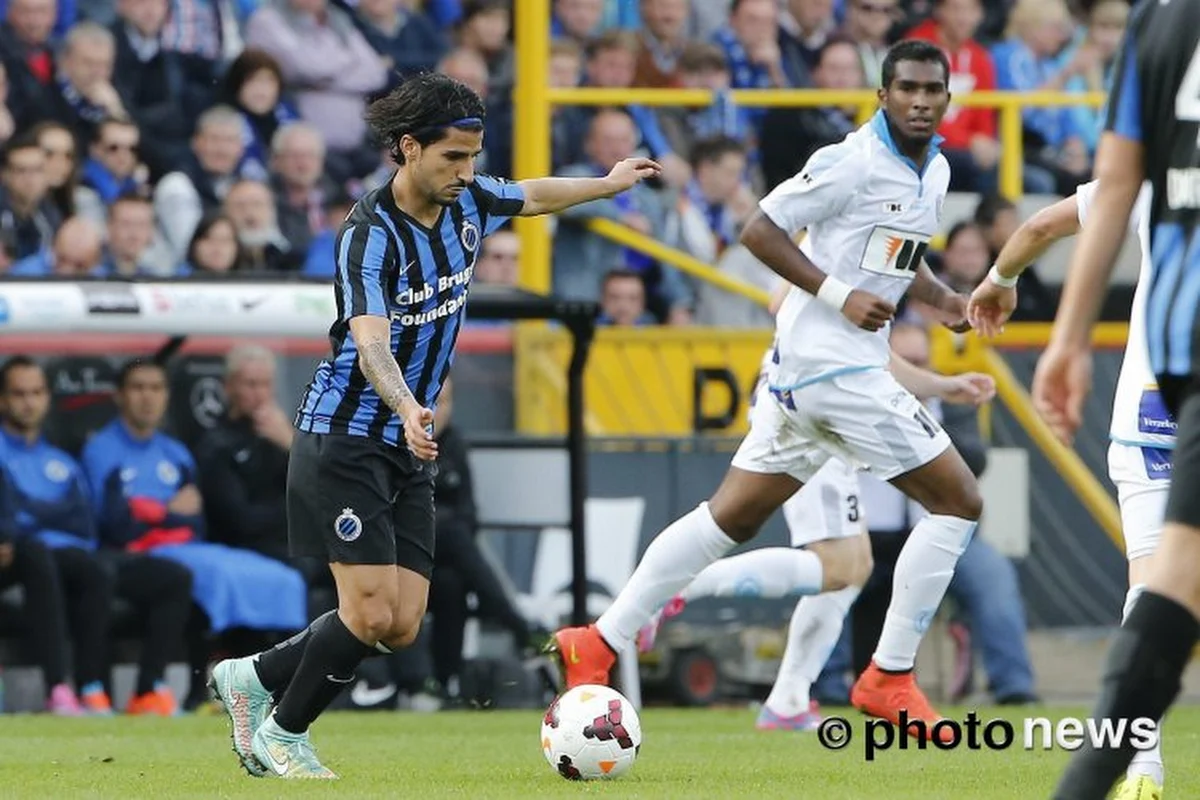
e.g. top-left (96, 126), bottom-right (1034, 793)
top-left (851, 661), bottom-right (955, 744)
top-left (547, 625), bottom-right (616, 690)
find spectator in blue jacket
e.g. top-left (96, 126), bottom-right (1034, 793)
top-left (0, 356), bottom-right (194, 715)
top-left (81, 360), bottom-right (307, 710)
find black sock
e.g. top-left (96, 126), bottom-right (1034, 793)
top-left (273, 613), bottom-right (375, 734)
top-left (254, 611), bottom-right (334, 695)
top-left (1052, 591), bottom-right (1198, 799)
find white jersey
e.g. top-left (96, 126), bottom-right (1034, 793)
top-left (1075, 181), bottom-right (1176, 449)
top-left (758, 112), bottom-right (950, 390)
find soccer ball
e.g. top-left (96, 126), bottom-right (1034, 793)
top-left (540, 684), bottom-right (642, 780)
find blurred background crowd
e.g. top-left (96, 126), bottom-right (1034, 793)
top-left (0, 0), bottom-right (1127, 322)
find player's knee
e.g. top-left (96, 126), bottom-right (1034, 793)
top-left (952, 482), bottom-right (984, 521)
top-left (385, 609), bottom-right (424, 648)
top-left (817, 548), bottom-right (855, 592)
top-left (850, 546), bottom-right (874, 587)
top-left (928, 481), bottom-right (983, 521)
top-left (342, 598), bottom-right (395, 644)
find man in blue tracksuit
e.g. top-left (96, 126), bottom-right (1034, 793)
top-left (81, 359), bottom-right (308, 708)
top-left (0, 356), bottom-right (194, 715)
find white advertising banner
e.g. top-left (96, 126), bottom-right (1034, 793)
top-left (0, 282), bottom-right (337, 337)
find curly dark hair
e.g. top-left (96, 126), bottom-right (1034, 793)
top-left (365, 72), bottom-right (486, 165)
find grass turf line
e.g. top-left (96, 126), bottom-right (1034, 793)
top-left (0, 706), bottom-right (1192, 799)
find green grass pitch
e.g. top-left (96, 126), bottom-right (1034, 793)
top-left (0, 705), bottom-right (1195, 798)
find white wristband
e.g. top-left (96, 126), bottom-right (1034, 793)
top-left (988, 265), bottom-right (1019, 288)
top-left (816, 276), bottom-right (854, 311)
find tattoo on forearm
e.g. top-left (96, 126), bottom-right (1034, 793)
top-left (359, 338), bottom-right (415, 416)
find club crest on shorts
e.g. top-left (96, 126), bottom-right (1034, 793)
top-left (334, 507), bottom-right (363, 541)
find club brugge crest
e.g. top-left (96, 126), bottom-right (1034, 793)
top-left (461, 221), bottom-right (479, 253)
top-left (334, 507), bottom-right (363, 541)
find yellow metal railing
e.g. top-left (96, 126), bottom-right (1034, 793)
top-left (585, 219), bottom-right (772, 306)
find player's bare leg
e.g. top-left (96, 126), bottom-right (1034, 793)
top-left (850, 446), bottom-right (981, 743)
top-left (549, 467), bottom-right (802, 689)
top-left (250, 564), bottom-right (427, 779)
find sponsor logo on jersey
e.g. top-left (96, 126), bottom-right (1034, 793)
top-left (859, 226), bottom-right (930, 279)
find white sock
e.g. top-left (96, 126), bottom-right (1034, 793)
top-left (765, 585), bottom-right (860, 717)
top-left (681, 547), bottom-right (823, 602)
top-left (596, 502), bottom-right (737, 651)
top-left (873, 514), bottom-right (974, 671)
top-left (1122, 583), bottom-right (1165, 785)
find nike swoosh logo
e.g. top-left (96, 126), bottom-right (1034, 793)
top-left (568, 643), bottom-right (580, 665)
top-left (265, 743), bottom-right (289, 775)
top-left (350, 680), bottom-right (397, 707)
top-left (240, 296), bottom-right (269, 311)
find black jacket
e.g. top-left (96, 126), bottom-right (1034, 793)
top-left (433, 425), bottom-right (476, 535)
top-left (194, 414), bottom-right (290, 559)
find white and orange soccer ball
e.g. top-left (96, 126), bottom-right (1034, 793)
top-left (540, 684), bottom-right (642, 780)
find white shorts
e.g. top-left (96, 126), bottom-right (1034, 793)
top-left (1107, 441), bottom-right (1170, 562)
top-left (733, 367), bottom-right (952, 484)
top-left (781, 458), bottom-right (863, 547)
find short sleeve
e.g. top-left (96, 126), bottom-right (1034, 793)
top-left (469, 174), bottom-right (526, 234)
top-left (757, 145), bottom-right (861, 236)
top-left (336, 224), bottom-right (391, 320)
top-left (1104, 25), bottom-right (1142, 142)
top-left (1074, 180), bottom-right (1099, 227)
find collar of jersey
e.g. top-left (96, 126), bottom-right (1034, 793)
top-left (114, 418), bottom-right (155, 449)
top-left (869, 111), bottom-right (943, 178)
top-left (0, 425), bottom-right (39, 452)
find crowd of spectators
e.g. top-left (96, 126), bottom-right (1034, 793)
top-left (0, 0), bottom-right (1122, 323)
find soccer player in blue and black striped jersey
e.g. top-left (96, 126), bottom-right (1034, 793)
top-left (1029, 1), bottom-right (1200, 797)
top-left (210, 72), bottom-right (661, 779)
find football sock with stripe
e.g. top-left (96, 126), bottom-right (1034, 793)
top-left (273, 611), bottom-right (377, 734)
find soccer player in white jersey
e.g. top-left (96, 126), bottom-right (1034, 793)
top-left (637, 289), bottom-right (995, 733)
top-left (967, 181), bottom-right (1165, 800)
top-left (550, 40), bottom-right (984, 741)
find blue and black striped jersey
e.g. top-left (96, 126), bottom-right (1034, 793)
top-left (1105, 0), bottom-right (1200, 379)
top-left (295, 173), bottom-right (525, 445)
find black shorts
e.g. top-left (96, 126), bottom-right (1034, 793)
top-left (287, 431), bottom-right (437, 578)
